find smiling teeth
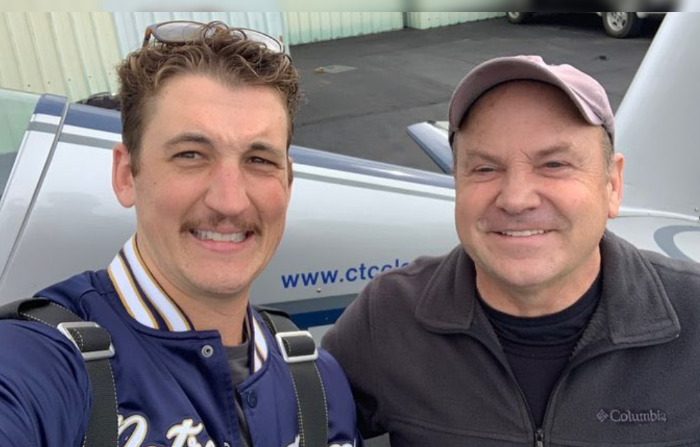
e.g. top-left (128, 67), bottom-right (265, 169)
top-left (500, 230), bottom-right (546, 237)
top-left (194, 230), bottom-right (247, 243)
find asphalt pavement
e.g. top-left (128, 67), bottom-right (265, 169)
top-left (290, 13), bottom-right (660, 173)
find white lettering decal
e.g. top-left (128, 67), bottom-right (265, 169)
top-left (118, 414), bottom-right (149, 447)
top-left (117, 414), bottom-right (217, 447)
top-left (166, 418), bottom-right (205, 447)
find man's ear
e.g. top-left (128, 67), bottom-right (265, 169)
top-left (112, 143), bottom-right (136, 208)
top-left (607, 153), bottom-right (625, 219)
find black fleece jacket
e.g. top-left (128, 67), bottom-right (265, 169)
top-left (324, 231), bottom-right (700, 446)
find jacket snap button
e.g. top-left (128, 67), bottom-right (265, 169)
top-left (201, 345), bottom-right (214, 358)
top-left (246, 391), bottom-right (258, 408)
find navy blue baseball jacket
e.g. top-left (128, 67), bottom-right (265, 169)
top-left (0, 237), bottom-right (359, 447)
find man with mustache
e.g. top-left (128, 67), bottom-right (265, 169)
top-left (323, 55), bottom-right (700, 445)
top-left (0, 21), bottom-right (358, 447)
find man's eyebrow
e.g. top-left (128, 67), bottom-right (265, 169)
top-left (461, 148), bottom-right (503, 165)
top-left (529, 144), bottom-right (579, 161)
top-left (164, 132), bottom-right (213, 147)
top-left (250, 141), bottom-right (286, 154)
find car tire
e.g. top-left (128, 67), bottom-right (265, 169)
top-left (602, 12), bottom-right (642, 38)
top-left (506, 12), bottom-right (533, 24)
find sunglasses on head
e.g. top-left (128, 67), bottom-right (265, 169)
top-left (142, 20), bottom-right (284, 53)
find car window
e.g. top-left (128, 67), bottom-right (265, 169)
top-left (0, 88), bottom-right (40, 199)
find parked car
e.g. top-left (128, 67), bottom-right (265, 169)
top-left (505, 12), bottom-right (666, 38)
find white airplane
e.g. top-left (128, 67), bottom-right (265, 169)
top-left (0, 12), bottom-right (697, 331)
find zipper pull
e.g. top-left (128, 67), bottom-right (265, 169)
top-left (535, 428), bottom-right (544, 447)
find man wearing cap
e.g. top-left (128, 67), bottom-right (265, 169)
top-left (323, 55), bottom-right (700, 446)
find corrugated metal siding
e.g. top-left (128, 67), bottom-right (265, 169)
top-left (0, 12), bottom-right (122, 100)
top-left (406, 12), bottom-right (503, 29)
top-left (0, 11), bottom-right (502, 101)
top-left (112, 12), bottom-right (288, 56)
top-left (284, 12), bottom-right (404, 45)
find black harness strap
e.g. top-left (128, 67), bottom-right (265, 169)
top-left (257, 307), bottom-right (328, 447)
top-left (0, 299), bottom-right (326, 447)
top-left (0, 298), bottom-right (117, 447)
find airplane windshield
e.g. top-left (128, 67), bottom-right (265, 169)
top-left (0, 88), bottom-right (40, 199)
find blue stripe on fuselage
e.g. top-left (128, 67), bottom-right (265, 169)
top-left (35, 95), bottom-right (67, 117)
top-left (65, 103), bottom-right (122, 134)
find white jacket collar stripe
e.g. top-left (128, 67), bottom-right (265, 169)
top-left (121, 237), bottom-right (191, 332)
top-left (108, 253), bottom-right (159, 329)
top-left (107, 236), bottom-right (190, 331)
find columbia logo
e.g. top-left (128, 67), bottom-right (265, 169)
top-left (596, 409), bottom-right (609, 422)
top-left (596, 408), bottom-right (667, 424)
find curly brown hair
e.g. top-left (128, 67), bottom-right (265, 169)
top-left (117, 22), bottom-right (300, 174)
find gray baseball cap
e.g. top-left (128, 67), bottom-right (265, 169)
top-left (448, 55), bottom-right (614, 145)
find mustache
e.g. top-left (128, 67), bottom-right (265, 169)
top-left (477, 209), bottom-right (567, 232)
top-left (181, 214), bottom-right (259, 233)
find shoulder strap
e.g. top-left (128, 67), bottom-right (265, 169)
top-left (256, 307), bottom-right (328, 447)
top-left (0, 298), bottom-right (117, 447)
